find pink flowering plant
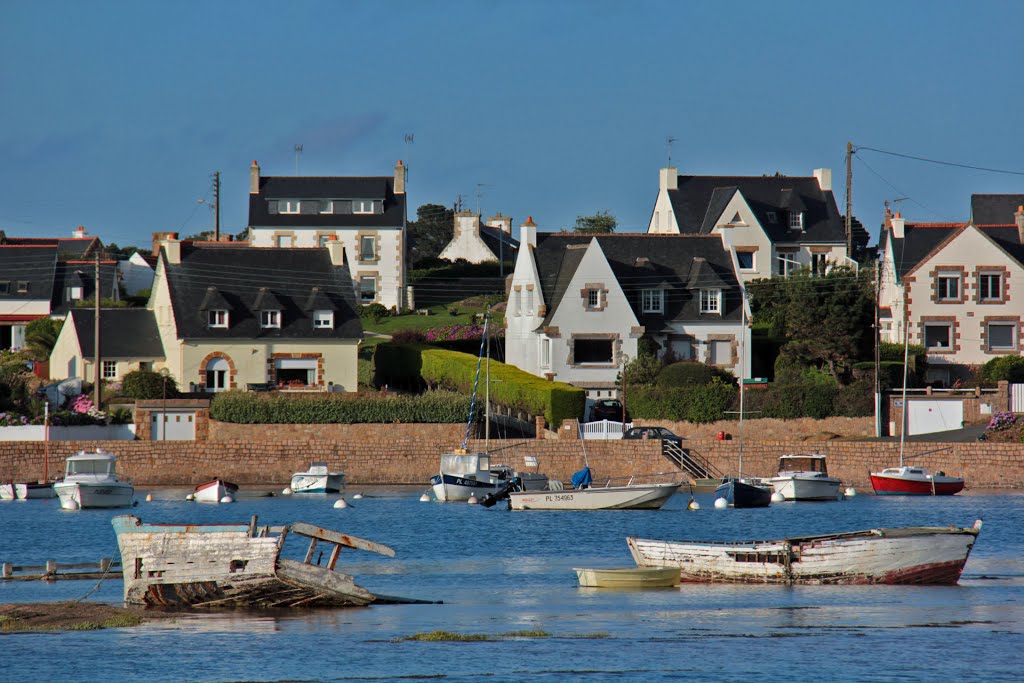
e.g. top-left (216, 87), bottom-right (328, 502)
top-left (423, 324), bottom-right (503, 343)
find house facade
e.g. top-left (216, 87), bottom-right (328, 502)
top-left (506, 221), bottom-right (749, 403)
top-left (878, 207), bottom-right (1024, 385)
top-left (647, 166), bottom-right (862, 280)
top-left (247, 160), bottom-right (407, 309)
top-left (438, 212), bottom-right (519, 263)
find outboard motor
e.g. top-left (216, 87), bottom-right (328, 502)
top-left (479, 477), bottom-right (521, 508)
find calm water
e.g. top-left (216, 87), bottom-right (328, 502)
top-left (1, 485), bottom-right (1022, 683)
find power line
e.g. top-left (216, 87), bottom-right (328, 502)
top-left (856, 145), bottom-right (1024, 177)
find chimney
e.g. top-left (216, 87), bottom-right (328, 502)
top-left (891, 212), bottom-right (905, 239)
top-left (161, 234), bottom-right (182, 264)
top-left (326, 237), bottom-right (346, 266)
top-left (73, 225), bottom-right (87, 239)
top-left (659, 166), bottom-right (678, 192)
top-left (454, 212), bottom-right (480, 238)
top-left (250, 160), bottom-right (260, 194)
top-left (151, 231), bottom-right (179, 257)
top-left (485, 213), bottom-right (513, 235)
top-left (813, 168), bottom-right (832, 192)
top-left (394, 159), bottom-right (406, 195)
top-left (521, 216), bottom-right (537, 248)
top-left (1015, 205), bottom-right (1024, 243)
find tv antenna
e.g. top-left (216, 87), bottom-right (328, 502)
top-left (403, 132), bottom-right (415, 144)
top-left (294, 144), bottom-right (303, 176)
top-left (666, 136), bottom-right (677, 166)
top-left (475, 183), bottom-right (490, 215)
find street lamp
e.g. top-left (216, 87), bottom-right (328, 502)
top-left (159, 368), bottom-right (169, 441)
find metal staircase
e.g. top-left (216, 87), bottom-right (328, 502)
top-left (662, 442), bottom-right (722, 481)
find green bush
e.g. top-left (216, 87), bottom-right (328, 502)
top-left (359, 303), bottom-right (389, 323)
top-left (210, 390), bottom-right (476, 424)
top-left (624, 354), bottom-right (662, 386)
top-left (626, 381), bottom-right (737, 423)
top-left (981, 355), bottom-right (1024, 383)
top-left (835, 378), bottom-right (875, 417)
top-left (656, 361), bottom-right (714, 387)
top-left (120, 370), bottom-right (179, 399)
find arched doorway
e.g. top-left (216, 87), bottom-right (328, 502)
top-left (205, 357), bottom-right (231, 392)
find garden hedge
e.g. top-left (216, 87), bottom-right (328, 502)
top-left (210, 390), bottom-right (477, 424)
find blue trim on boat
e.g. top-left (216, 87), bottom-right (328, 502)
top-left (431, 474), bottom-right (497, 489)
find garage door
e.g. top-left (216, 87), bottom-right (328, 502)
top-left (151, 411), bottom-right (196, 441)
top-left (907, 400), bottom-right (963, 436)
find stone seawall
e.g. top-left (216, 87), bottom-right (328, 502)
top-left (635, 417), bottom-right (876, 440)
top-left (1, 430), bottom-right (1022, 489)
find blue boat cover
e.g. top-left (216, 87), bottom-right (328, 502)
top-left (571, 466), bottom-right (593, 489)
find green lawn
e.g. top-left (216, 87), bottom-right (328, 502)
top-left (360, 297), bottom-right (504, 337)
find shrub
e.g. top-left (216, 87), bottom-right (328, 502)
top-left (981, 355), bottom-right (1024, 383)
top-left (210, 390), bottom-right (476, 424)
top-left (360, 303), bottom-right (389, 323)
top-left (656, 361), bottom-right (714, 387)
top-left (626, 381), bottom-right (737, 423)
top-left (835, 378), bottom-right (875, 417)
top-left (120, 370), bottom-right (179, 400)
top-left (391, 329), bottom-right (427, 344)
top-left (624, 354), bottom-right (662, 386)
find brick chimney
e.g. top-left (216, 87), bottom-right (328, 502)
top-left (250, 160), bottom-right (260, 194)
top-left (659, 166), bottom-right (678, 192)
top-left (1015, 205), bottom-right (1024, 243)
top-left (73, 226), bottom-right (87, 238)
top-left (326, 237), bottom-right (346, 267)
top-left (813, 168), bottom-right (832, 192)
top-left (454, 211), bottom-right (480, 239)
top-left (394, 160), bottom-right (406, 195)
top-left (485, 213), bottom-right (513, 234)
top-left (151, 231), bottom-right (179, 257)
top-left (891, 212), bottom-right (905, 239)
top-left (521, 216), bottom-right (537, 248)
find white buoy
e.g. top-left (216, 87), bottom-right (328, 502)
top-left (282, 487), bottom-right (293, 495)
top-left (352, 493), bottom-right (363, 500)
top-left (145, 493), bottom-right (153, 502)
top-left (771, 492), bottom-right (786, 503)
top-left (419, 493), bottom-right (431, 502)
top-left (845, 487), bottom-right (857, 497)
top-left (220, 495), bottom-right (234, 503)
top-left (467, 494), bottom-right (478, 505)
top-left (334, 498), bottom-right (348, 509)
top-left (185, 493), bottom-right (195, 501)
top-left (61, 498), bottom-right (81, 511)
top-left (714, 497), bottom-right (728, 509)
top-left (687, 498), bottom-right (701, 511)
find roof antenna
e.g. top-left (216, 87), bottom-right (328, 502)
top-left (666, 136), bottom-right (677, 167)
top-left (475, 183), bottom-right (490, 215)
top-left (294, 144), bottom-right (303, 176)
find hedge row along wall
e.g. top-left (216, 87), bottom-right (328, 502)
top-left (209, 390), bottom-right (476, 424)
top-left (374, 343), bottom-right (585, 427)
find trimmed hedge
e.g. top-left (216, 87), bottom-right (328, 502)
top-left (210, 390), bottom-right (477, 424)
top-left (374, 343), bottom-right (585, 427)
top-left (626, 381), bottom-right (736, 423)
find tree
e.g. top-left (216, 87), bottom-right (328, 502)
top-left (407, 203), bottom-right (454, 266)
top-left (573, 210), bottom-right (617, 234)
top-left (23, 318), bottom-right (63, 362)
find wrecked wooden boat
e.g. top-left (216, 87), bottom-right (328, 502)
top-left (112, 515), bottom-right (395, 608)
top-left (628, 520), bottom-right (982, 585)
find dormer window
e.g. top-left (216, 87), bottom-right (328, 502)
top-left (766, 211), bottom-right (778, 223)
top-left (0, 281), bottom-right (10, 295)
top-left (320, 201), bottom-right (334, 214)
top-left (280, 200), bottom-right (301, 214)
top-left (261, 310), bottom-right (281, 329)
top-left (66, 286), bottom-right (83, 300)
top-left (641, 289), bottom-right (664, 313)
top-left (208, 310), bottom-right (229, 328)
top-left (700, 289), bottom-right (722, 314)
top-left (789, 211), bottom-right (804, 230)
top-left (353, 199), bottom-right (375, 214)
top-left (313, 310), bottom-right (334, 329)
top-left (16, 281), bottom-right (29, 293)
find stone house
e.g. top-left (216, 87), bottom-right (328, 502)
top-left (438, 212), bottom-right (519, 264)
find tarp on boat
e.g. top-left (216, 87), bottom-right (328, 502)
top-left (571, 466), bottom-right (593, 489)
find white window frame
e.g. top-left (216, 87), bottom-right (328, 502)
top-left (979, 272), bottom-right (1002, 301)
top-left (276, 234), bottom-right (294, 248)
top-left (700, 289), bottom-right (722, 314)
top-left (936, 273), bottom-right (960, 301)
top-left (320, 200), bottom-right (334, 214)
top-left (987, 322), bottom-right (1016, 351)
top-left (353, 199), bottom-right (374, 214)
top-left (16, 281), bottom-right (29, 293)
top-left (587, 289), bottom-right (601, 308)
top-left (68, 286), bottom-right (83, 300)
top-left (540, 337), bottom-right (551, 368)
top-left (313, 310), bottom-right (334, 329)
top-left (102, 360), bottom-right (117, 380)
top-left (360, 235), bottom-right (377, 261)
top-left (641, 289), bottom-right (664, 313)
top-left (811, 253), bottom-right (828, 276)
top-left (280, 200), bottom-right (300, 214)
top-left (736, 251), bottom-right (755, 271)
top-left (789, 211), bottom-right (803, 230)
top-left (208, 310), bottom-right (229, 328)
top-left (359, 277), bottom-right (377, 303)
top-left (525, 289), bottom-right (534, 314)
top-left (260, 310), bottom-right (281, 329)
top-left (923, 323), bottom-right (952, 350)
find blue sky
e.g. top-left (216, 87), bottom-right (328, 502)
top-left (3, 1), bottom-right (1023, 248)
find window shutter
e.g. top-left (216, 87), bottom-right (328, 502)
top-left (335, 200), bottom-right (353, 215)
top-left (268, 200), bottom-right (279, 214)
top-left (300, 201), bottom-right (318, 215)
top-left (321, 200), bottom-right (333, 214)
top-left (373, 200), bottom-right (383, 214)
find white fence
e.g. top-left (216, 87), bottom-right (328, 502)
top-left (580, 419), bottom-right (634, 440)
top-left (1012, 384), bottom-right (1024, 413)
top-left (0, 425), bottom-right (137, 441)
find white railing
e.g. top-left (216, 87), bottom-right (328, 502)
top-left (1012, 384), bottom-right (1024, 413)
top-left (580, 419), bottom-right (634, 440)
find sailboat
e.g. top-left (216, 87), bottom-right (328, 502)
top-left (0, 404), bottom-right (56, 500)
top-left (431, 312), bottom-right (548, 502)
top-left (714, 273), bottom-right (771, 508)
top-left (869, 305), bottom-right (964, 496)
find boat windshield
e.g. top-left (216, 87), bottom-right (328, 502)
top-left (440, 454), bottom-right (483, 476)
top-left (67, 459), bottom-right (114, 476)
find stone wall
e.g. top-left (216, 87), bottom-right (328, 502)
top-left (1, 432), bottom-right (1022, 489)
top-left (633, 417), bottom-right (876, 440)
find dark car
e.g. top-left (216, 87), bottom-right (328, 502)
top-left (589, 399), bottom-right (629, 422)
top-left (622, 426), bottom-right (686, 445)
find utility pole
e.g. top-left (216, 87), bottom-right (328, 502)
top-left (874, 259), bottom-right (882, 437)
top-left (846, 142), bottom-right (853, 259)
top-left (93, 251), bottom-right (102, 410)
top-left (213, 171), bottom-right (221, 241)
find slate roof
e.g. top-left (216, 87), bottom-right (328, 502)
top-left (886, 222), bottom-right (1024, 279)
top-left (479, 225), bottom-right (519, 261)
top-left (69, 308), bottom-right (164, 359)
top-left (0, 246), bottom-right (57, 302)
top-left (970, 194), bottom-right (1024, 225)
top-left (533, 233), bottom-right (743, 328)
top-left (162, 244), bottom-right (362, 340)
top-left (50, 261), bottom-right (120, 316)
top-left (248, 176), bottom-right (406, 229)
top-left (667, 175), bottom-right (846, 243)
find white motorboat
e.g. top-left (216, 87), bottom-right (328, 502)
top-left (54, 449), bottom-right (134, 509)
top-left (507, 479), bottom-right (680, 510)
top-left (767, 454), bottom-right (842, 501)
top-left (431, 450), bottom-right (547, 501)
top-left (193, 479), bottom-right (239, 503)
top-left (0, 482), bottom-right (55, 500)
top-left (291, 463), bottom-right (345, 493)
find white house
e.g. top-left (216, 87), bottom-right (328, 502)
top-left (506, 220), bottom-right (750, 404)
top-left (438, 212), bottom-right (518, 263)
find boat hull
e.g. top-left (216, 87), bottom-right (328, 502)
top-left (715, 479), bottom-right (772, 507)
top-left (768, 475), bottom-right (841, 501)
top-left (508, 483), bottom-right (680, 510)
top-left (870, 473), bottom-right (965, 496)
top-left (1, 482), bottom-right (55, 500)
top-left (194, 480), bottom-right (239, 503)
top-left (290, 473), bottom-right (345, 494)
top-left (55, 481), bottom-right (134, 509)
top-left (431, 473), bottom-right (504, 501)
top-left (574, 566), bottom-right (681, 588)
top-left (628, 521), bottom-right (982, 585)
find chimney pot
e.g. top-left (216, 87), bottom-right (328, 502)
top-left (250, 160), bottom-right (261, 194)
top-left (1015, 205), bottom-right (1024, 242)
top-left (394, 159), bottom-right (406, 195)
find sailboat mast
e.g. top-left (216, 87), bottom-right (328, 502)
top-left (899, 294), bottom-right (910, 466)
top-left (738, 295), bottom-right (745, 479)
top-left (485, 310), bottom-right (490, 449)
top-left (43, 402), bottom-right (49, 483)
